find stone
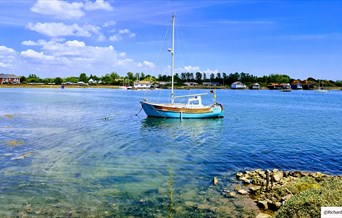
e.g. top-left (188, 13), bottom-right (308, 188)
top-left (255, 213), bottom-right (272, 218)
top-left (240, 177), bottom-right (251, 184)
top-left (257, 200), bottom-right (268, 209)
top-left (281, 194), bottom-right (293, 201)
top-left (212, 177), bottom-right (218, 186)
top-left (228, 192), bottom-right (237, 198)
top-left (292, 171), bottom-right (303, 178)
top-left (273, 171), bottom-right (284, 182)
top-left (258, 171), bottom-right (266, 179)
top-left (249, 186), bottom-right (261, 194)
top-left (236, 172), bottom-right (243, 179)
top-left (237, 189), bottom-right (248, 195)
top-left (268, 201), bottom-right (282, 211)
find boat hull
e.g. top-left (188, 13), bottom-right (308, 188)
top-left (140, 101), bottom-right (224, 119)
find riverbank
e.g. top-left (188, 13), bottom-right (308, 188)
top-left (1, 84), bottom-right (341, 90)
top-left (227, 169), bottom-right (342, 217)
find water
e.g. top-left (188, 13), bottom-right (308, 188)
top-left (0, 88), bottom-right (341, 217)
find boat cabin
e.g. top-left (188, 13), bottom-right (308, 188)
top-left (186, 95), bottom-right (204, 108)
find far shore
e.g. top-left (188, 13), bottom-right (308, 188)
top-left (1, 84), bottom-right (341, 90)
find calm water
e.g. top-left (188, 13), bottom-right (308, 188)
top-left (0, 88), bottom-right (341, 217)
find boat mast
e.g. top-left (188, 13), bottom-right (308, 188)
top-left (170, 14), bottom-right (175, 104)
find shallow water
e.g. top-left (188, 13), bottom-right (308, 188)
top-left (0, 88), bottom-right (341, 217)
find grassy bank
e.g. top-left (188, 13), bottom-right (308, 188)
top-left (234, 169), bottom-right (342, 218)
top-left (275, 176), bottom-right (342, 218)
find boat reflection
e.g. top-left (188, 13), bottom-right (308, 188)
top-left (140, 117), bottom-right (224, 144)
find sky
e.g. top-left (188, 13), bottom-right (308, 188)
top-left (0, 0), bottom-right (341, 80)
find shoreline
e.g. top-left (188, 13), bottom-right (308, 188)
top-left (224, 169), bottom-right (342, 217)
top-left (1, 84), bottom-right (341, 90)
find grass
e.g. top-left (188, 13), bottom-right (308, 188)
top-left (275, 177), bottom-right (342, 218)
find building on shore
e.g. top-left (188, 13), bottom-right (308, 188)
top-left (203, 82), bottom-right (220, 86)
top-left (133, 81), bottom-right (152, 89)
top-left (267, 83), bottom-right (281, 90)
top-left (291, 81), bottom-right (303, 90)
top-left (250, 83), bottom-right (260, 90)
top-left (231, 81), bottom-right (246, 89)
top-left (183, 82), bottom-right (198, 86)
top-left (0, 74), bottom-right (20, 84)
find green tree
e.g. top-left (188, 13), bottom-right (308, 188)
top-left (109, 72), bottom-right (120, 81)
top-left (203, 73), bottom-right (207, 82)
top-left (127, 72), bottom-right (134, 81)
top-left (27, 74), bottom-right (40, 83)
top-left (64, 76), bottom-right (79, 83)
top-left (210, 73), bottom-right (215, 81)
top-left (79, 73), bottom-right (88, 83)
top-left (181, 73), bottom-right (186, 82)
top-left (54, 77), bottom-right (63, 85)
top-left (20, 76), bottom-right (27, 84)
top-left (195, 72), bottom-right (202, 83)
top-left (335, 80), bottom-right (342, 87)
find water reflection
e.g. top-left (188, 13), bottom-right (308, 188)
top-left (141, 117), bottom-right (224, 142)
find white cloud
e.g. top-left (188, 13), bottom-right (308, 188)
top-left (173, 65), bottom-right (220, 75)
top-left (109, 34), bottom-right (122, 42)
top-left (142, 61), bottom-right (155, 68)
top-left (30, 0), bottom-right (114, 20)
top-left (0, 45), bottom-right (16, 69)
top-left (103, 20), bottom-right (116, 27)
top-left (109, 29), bottom-right (136, 42)
top-left (16, 39), bottom-right (151, 76)
top-left (118, 52), bottom-right (126, 57)
top-left (0, 45), bottom-right (15, 54)
top-left (84, 0), bottom-right (113, 11)
top-left (31, 0), bottom-right (84, 20)
top-left (203, 69), bottom-right (219, 75)
top-left (183, 65), bottom-right (200, 72)
top-left (21, 49), bottom-right (55, 61)
top-left (22, 40), bottom-right (39, 46)
top-left (27, 22), bottom-right (102, 38)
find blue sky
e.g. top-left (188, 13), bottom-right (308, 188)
top-left (0, 0), bottom-right (341, 80)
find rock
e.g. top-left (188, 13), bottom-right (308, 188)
top-left (228, 192), bottom-right (237, 198)
top-left (281, 194), bottom-right (293, 201)
top-left (258, 171), bottom-right (266, 179)
top-left (256, 213), bottom-right (272, 218)
top-left (249, 186), bottom-right (261, 194)
top-left (301, 171), bottom-right (310, 177)
top-left (212, 177), bottom-right (218, 186)
top-left (254, 178), bottom-right (266, 186)
top-left (268, 201), bottom-right (282, 211)
top-left (292, 171), bottom-right (303, 178)
top-left (240, 177), bottom-right (251, 184)
top-left (272, 168), bottom-right (279, 173)
top-left (237, 189), bottom-right (248, 195)
top-left (273, 171), bottom-right (284, 182)
top-left (257, 200), bottom-right (268, 209)
top-left (236, 172), bottom-right (243, 179)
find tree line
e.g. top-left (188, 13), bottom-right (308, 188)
top-left (19, 72), bottom-right (342, 87)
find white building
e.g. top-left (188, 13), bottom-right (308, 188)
top-left (231, 81), bottom-right (246, 89)
top-left (133, 81), bottom-right (152, 89)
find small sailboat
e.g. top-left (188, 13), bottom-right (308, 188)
top-left (315, 80), bottom-right (328, 93)
top-left (140, 15), bottom-right (224, 119)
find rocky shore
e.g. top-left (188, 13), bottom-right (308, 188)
top-left (218, 169), bottom-right (341, 217)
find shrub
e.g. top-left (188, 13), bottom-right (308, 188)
top-left (275, 177), bottom-right (342, 218)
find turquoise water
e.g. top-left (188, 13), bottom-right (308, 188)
top-left (0, 88), bottom-right (341, 217)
